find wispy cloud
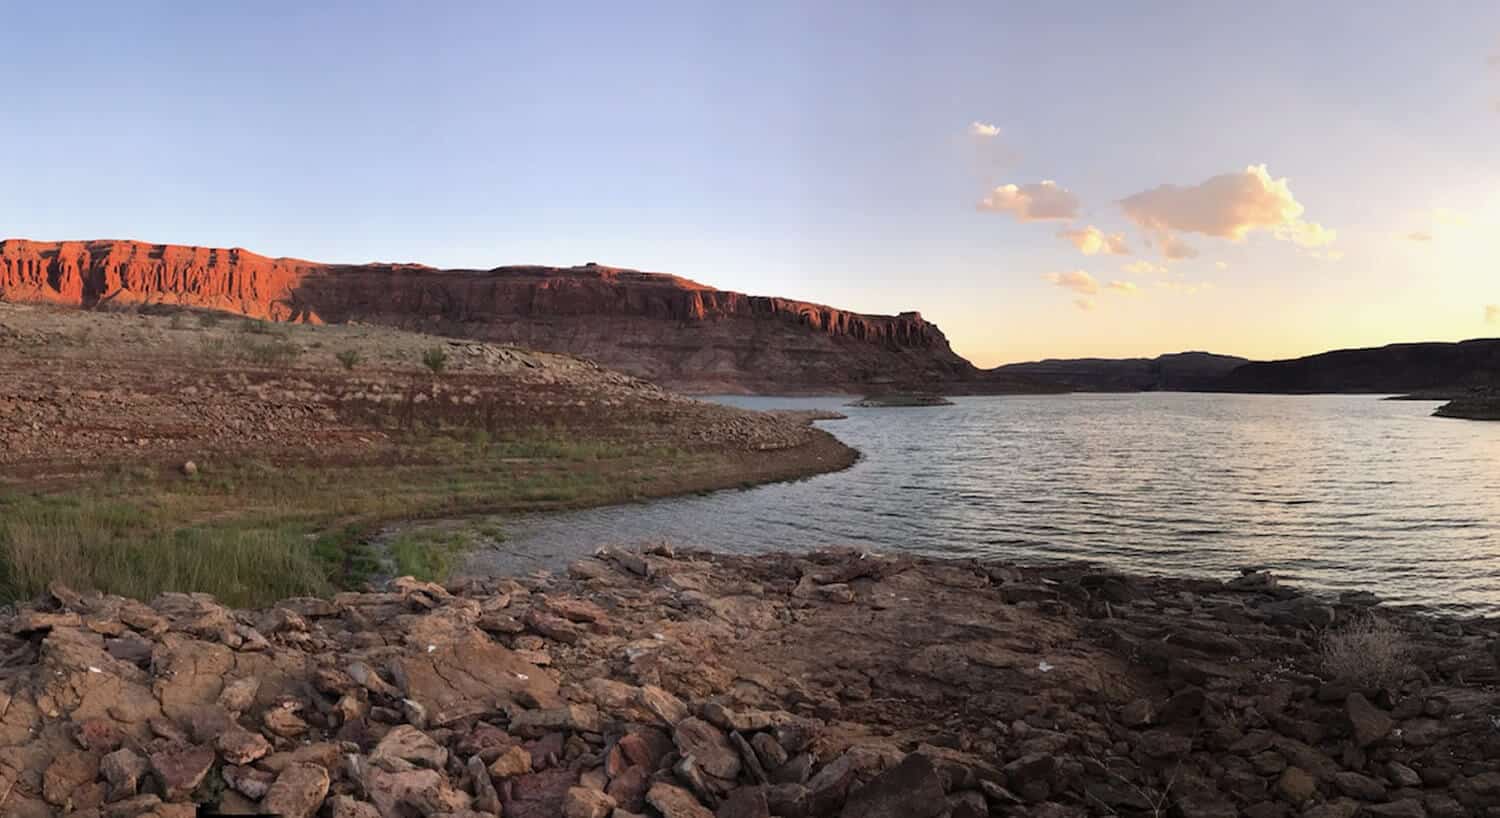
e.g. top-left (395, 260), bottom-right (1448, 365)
top-left (1406, 231), bottom-right (1434, 242)
top-left (1487, 304), bottom-right (1500, 324)
top-left (1058, 225), bottom-right (1130, 256)
top-left (968, 121), bottom-right (1001, 138)
top-left (1074, 297), bottom-right (1096, 312)
top-left (1042, 270), bottom-right (1099, 295)
top-left (1107, 281), bottom-right (1140, 295)
top-left (1124, 260), bottom-right (1168, 275)
top-left (979, 181), bottom-right (1081, 222)
top-left (1214, 261), bottom-right (1229, 270)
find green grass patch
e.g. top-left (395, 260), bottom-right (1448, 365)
top-left (0, 431), bottom-right (711, 606)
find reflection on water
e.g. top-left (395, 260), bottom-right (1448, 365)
top-left (466, 394), bottom-right (1500, 614)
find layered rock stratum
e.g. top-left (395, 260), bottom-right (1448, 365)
top-left (0, 239), bottom-right (1009, 394)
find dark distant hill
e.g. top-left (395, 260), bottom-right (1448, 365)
top-left (988, 352), bottom-right (1250, 391)
top-left (1219, 338), bottom-right (1500, 394)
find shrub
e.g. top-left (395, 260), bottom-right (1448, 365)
top-left (241, 319), bottom-right (276, 335)
top-left (1321, 615), bottom-right (1409, 687)
top-left (336, 350), bottom-right (363, 371)
top-left (242, 339), bottom-right (302, 367)
top-left (168, 314), bottom-right (186, 330)
top-left (197, 312), bottom-right (223, 328)
top-left (198, 336), bottom-right (229, 361)
top-left (422, 347), bottom-right (449, 375)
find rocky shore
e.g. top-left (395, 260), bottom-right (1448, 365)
top-left (1434, 396), bottom-right (1500, 421)
top-left (3, 548), bottom-right (1500, 817)
top-left (848, 394), bottom-right (954, 407)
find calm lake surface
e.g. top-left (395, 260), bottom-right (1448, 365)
top-left (468, 394), bottom-right (1500, 614)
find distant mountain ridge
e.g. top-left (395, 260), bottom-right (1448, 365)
top-left (1217, 338), bottom-right (1500, 394)
top-left (986, 341), bottom-right (1500, 395)
top-left (990, 352), bottom-right (1250, 392)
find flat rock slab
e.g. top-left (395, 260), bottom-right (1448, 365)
top-left (392, 635), bottom-right (560, 723)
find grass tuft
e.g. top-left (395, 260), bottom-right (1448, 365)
top-left (1320, 615), bottom-right (1410, 688)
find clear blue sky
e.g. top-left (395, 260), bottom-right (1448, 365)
top-left (6, 2), bottom-right (1499, 365)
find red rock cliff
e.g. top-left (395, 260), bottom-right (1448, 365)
top-left (1, 238), bottom-right (977, 391)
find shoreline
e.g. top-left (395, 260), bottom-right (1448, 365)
top-left (0, 303), bottom-right (860, 606)
top-left (4, 547), bottom-right (1498, 817)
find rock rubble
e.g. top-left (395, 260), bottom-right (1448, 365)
top-left (1, 549), bottom-right (1499, 816)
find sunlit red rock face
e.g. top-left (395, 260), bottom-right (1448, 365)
top-left (0, 238), bottom-right (981, 392)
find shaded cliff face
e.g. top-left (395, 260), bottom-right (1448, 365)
top-left (0, 239), bottom-right (974, 392)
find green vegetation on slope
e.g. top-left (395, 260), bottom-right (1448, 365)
top-left (0, 433), bottom-right (704, 607)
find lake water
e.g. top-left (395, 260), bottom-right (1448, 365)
top-left (468, 394), bottom-right (1500, 615)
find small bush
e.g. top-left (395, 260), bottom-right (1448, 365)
top-left (1321, 616), bottom-right (1410, 687)
top-left (336, 350), bottom-right (363, 371)
top-left (197, 312), bottom-right (223, 328)
top-left (422, 347), bottom-right (449, 375)
top-left (198, 336), bottom-right (229, 361)
top-left (168, 314), bottom-right (186, 330)
top-left (242, 340), bottom-right (302, 367)
top-left (240, 319), bottom-right (278, 335)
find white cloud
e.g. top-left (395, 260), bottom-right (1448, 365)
top-left (1124, 260), bottom-right (1168, 275)
top-left (1058, 225), bottom-right (1130, 256)
top-left (1162, 234), bottom-right (1198, 260)
top-left (969, 121), bottom-right (1001, 138)
top-left (1121, 164), bottom-right (1333, 257)
top-left (979, 181), bottom-right (1081, 222)
top-left (1043, 270), bottom-right (1099, 295)
top-left (1487, 305), bottom-right (1500, 324)
top-left (1276, 219), bottom-right (1338, 248)
top-left (1107, 281), bottom-right (1140, 295)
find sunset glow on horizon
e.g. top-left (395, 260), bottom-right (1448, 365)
top-left (4, 2), bottom-right (1498, 368)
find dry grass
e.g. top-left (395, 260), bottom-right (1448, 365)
top-left (1320, 615), bottom-right (1410, 687)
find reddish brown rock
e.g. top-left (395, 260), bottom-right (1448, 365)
top-left (148, 743), bottom-right (215, 801)
top-left (0, 238), bottom-right (985, 393)
top-left (260, 762), bottom-right (330, 818)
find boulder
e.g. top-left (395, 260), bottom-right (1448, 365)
top-left (371, 724), bottom-right (449, 770)
top-left (260, 762), bottom-right (330, 818)
top-left (838, 753), bottom-right (946, 818)
top-left (674, 717), bottom-right (742, 780)
top-left (1346, 693), bottom-right (1392, 747)
top-left (647, 782), bottom-right (715, 818)
top-left (563, 786), bottom-right (617, 818)
top-left (148, 743), bottom-right (215, 801)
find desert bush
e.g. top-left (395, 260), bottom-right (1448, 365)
top-left (336, 350), bottom-right (363, 371)
top-left (197, 336), bottom-right (229, 361)
top-left (240, 319), bottom-right (279, 335)
top-left (422, 347), bottom-right (449, 375)
top-left (1321, 615), bottom-right (1409, 687)
top-left (242, 339), bottom-right (302, 367)
top-left (168, 314), bottom-right (186, 330)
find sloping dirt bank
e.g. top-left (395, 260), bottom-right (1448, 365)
top-left (2, 547), bottom-right (1497, 817)
top-left (0, 302), bottom-right (855, 605)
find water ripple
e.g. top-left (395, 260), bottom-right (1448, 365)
top-left (470, 394), bottom-right (1500, 615)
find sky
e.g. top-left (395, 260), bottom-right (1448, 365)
top-left (4, 2), bottom-right (1499, 367)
